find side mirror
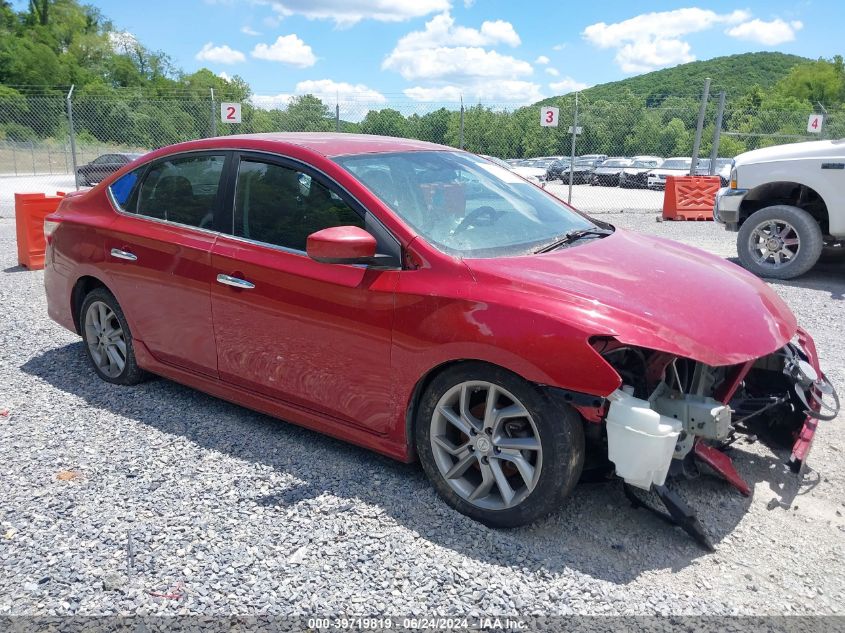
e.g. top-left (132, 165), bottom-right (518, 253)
top-left (306, 225), bottom-right (377, 265)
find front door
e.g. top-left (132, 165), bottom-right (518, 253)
top-left (209, 155), bottom-right (399, 433)
top-left (102, 152), bottom-right (227, 377)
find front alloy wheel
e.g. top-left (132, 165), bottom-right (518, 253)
top-left (430, 381), bottom-right (542, 510)
top-left (416, 363), bottom-right (584, 528)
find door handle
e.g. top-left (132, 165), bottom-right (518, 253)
top-left (110, 248), bottom-right (137, 262)
top-left (216, 274), bottom-right (255, 290)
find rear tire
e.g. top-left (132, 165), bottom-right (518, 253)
top-left (415, 362), bottom-right (584, 528)
top-left (737, 205), bottom-right (823, 279)
top-left (80, 288), bottom-right (146, 385)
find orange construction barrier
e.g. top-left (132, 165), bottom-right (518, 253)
top-left (662, 175), bottom-right (721, 221)
top-left (14, 192), bottom-right (65, 270)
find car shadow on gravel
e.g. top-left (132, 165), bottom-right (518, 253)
top-left (725, 257), bottom-right (845, 300)
top-left (20, 342), bottom-right (822, 585)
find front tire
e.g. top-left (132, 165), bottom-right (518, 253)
top-left (80, 288), bottom-right (146, 385)
top-left (415, 363), bottom-right (584, 528)
top-left (737, 205), bottom-right (823, 279)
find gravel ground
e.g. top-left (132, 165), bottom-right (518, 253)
top-left (0, 212), bottom-right (844, 618)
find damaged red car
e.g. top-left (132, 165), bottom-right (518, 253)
top-left (43, 134), bottom-right (839, 548)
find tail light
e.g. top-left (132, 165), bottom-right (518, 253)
top-left (44, 219), bottom-right (61, 244)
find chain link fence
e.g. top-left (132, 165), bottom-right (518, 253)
top-left (0, 87), bottom-right (835, 216)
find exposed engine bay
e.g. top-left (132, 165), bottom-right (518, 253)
top-left (583, 327), bottom-right (839, 550)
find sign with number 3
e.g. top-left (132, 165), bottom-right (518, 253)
top-left (221, 102), bottom-right (242, 124)
top-left (540, 106), bottom-right (559, 127)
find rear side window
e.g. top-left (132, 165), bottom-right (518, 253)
top-left (233, 159), bottom-right (365, 251)
top-left (108, 170), bottom-right (140, 209)
top-left (135, 154), bottom-right (225, 228)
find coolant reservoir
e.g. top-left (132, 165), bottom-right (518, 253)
top-left (606, 388), bottom-right (682, 490)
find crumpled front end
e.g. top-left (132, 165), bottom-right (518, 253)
top-left (584, 328), bottom-right (838, 549)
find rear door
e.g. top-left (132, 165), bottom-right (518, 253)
top-left (209, 153), bottom-right (400, 433)
top-left (101, 152), bottom-right (229, 377)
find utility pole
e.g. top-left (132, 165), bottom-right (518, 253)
top-left (690, 77), bottom-right (711, 175)
top-left (568, 92), bottom-right (579, 204)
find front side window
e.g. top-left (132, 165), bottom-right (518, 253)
top-left (233, 159), bottom-right (365, 251)
top-left (334, 151), bottom-right (597, 257)
top-left (135, 154), bottom-right (225, 228)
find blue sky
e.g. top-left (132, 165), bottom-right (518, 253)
top-left (83, 1), bottom-right (839, 106)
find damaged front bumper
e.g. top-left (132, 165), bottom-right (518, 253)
top-left (593, 328), bottom-right (839, 549)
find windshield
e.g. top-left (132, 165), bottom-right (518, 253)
top-left (334, 150), bottom-right (596, 257)
top-left (662, 159), bottom-right (692, 169)
top-left (574, 159), bottom-right (596, 166)
top-left (602, 159), bottom-right (630, 168)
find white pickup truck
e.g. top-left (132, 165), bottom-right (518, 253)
top-left (714, 139), bottom-right (845, 279)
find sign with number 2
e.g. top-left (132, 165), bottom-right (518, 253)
top-left (221, 102), bottom-right (242, 124)
top-left (540, 106), bottom-right (559, 127)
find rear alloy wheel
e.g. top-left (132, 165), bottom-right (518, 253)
top-left (737, 205), bottom-right (823, 280)
top-left (80, 288), bottom-right (146, 385)
top-left (416, 363), bottom-right (584, 527)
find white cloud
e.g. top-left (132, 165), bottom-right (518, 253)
top-left (218, 71), bottom-right (231, 81)
top-left (552, 43), bottom-right (566, 51)
top-left (269, 0), bottom-right (450, 27)
top-left (108, 31), bottom-right (139, 53)
top-left (535, 55), bottom-right (550, 65)
top-left (725, 19), bottom-right (803, 45)
top-left (404, 80), bottom-right (544, 104)
top-left (549, 77), bottom-right (590, 94)
top-left (195, 42), bottom-right (246, 65)
top-left (293, 79), bottom-right (387, 102)
top-left (545, 67), bottom-right (559, 77)
top-left (251, 34), bottom-right (317, 67)
top-left (463, 0), bottom-right (475, 6)
top-left (241, 25), bottom-right (261, 36)
top-left (251, 80), bottom-right (385, 114)
top-left (388, 12), bottom-right (520, 51)
top-left (583, 8), bottom-right (750, 73)
top-left (250, 93), bottom-right (294, 110)
top-left (383, 13), bottom-right (529, 82)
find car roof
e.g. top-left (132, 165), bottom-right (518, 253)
top-left (165, 132), bottom-right (452, 158)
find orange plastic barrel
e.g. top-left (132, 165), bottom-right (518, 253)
top-left (14, 192), bottom-right (65, 270)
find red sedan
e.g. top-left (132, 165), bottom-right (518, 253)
top-left (43, 134), bottom-right (837, 544)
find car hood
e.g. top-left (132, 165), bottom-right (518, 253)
top-left (735, 139), bottom-right (845, 167)
top-left (464, 229), bottom-right (796, 366)
top-left (595, 166), bottom-right (625, 174)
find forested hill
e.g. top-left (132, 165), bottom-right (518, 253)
top-left (554, 52), bottom-right (810, 104)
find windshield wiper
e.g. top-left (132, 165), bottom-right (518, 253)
top-left (534, 228), bottom-right (613, 253)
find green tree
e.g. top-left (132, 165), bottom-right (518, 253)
top-left (360, 108), bottom-right (410, 137)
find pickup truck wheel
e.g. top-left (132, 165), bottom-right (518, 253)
top-left (737, 205), bottom-right (823, 279)
top-left (416, 363), bottom-right (584, 528)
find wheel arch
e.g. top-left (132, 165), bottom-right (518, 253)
top-left (402, 357), bottom-right (604, 462)
top-left (739, 181), bottom-right (829, 234)
top-left (70, 274), bottom-right (111, 334)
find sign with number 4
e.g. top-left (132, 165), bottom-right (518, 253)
top-left (221, 102), bottom-right (242, 124)
top-left (807, 113), bottom-right (823, 134)
top-left (540, 106), bottom-right (559, 127)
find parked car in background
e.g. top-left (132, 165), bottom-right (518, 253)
top-left (579, 154), bottom-right (608, 165)
top-left (568, 158), bottom-right (601, 184)
top-left (76, 153), bottom-right (143, 186)
top-left (619, 156), bottom-right (663, 188)
top-left (647, 157), bottom-right (693, 189)
top-left (699, 158), bottom-right (734, 186)
top-left (544, 158), bottom-right (572, 181)
top-left (43, 133), bottom-right (836, 544)
top-left (715, 140), bottom-right (845, 279)
top-left (480, 155), bottom-right (545, 187)
top-left (591, 158), bottom-right (632, 186)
